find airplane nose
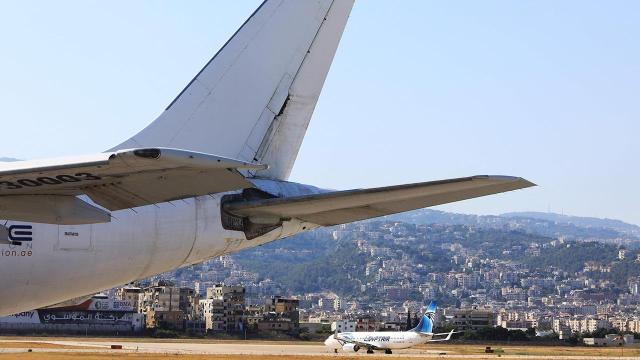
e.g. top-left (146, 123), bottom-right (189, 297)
top-left (324, 336), bottom-right (332, 346)
top-left (324, 335), bottom-right (338, 348)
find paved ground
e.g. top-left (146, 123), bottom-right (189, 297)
top-left (1, 339), bottom-right (639, 359)
top-left (2, 340), bottom-right (445, 356)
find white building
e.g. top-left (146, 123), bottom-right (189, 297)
top-left (331, 320), bottom-right (356, 333)
top-left (333, 297), bottom-right (343, 311)
top-left (619, 249), bottom-right (627, 260)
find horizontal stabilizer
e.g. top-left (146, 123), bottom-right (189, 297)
top-left (0, 148), bottom-right (262, 223)
top-left (0, 195), bottom-right (110, 225)
top-left (224, 176), bottom-right (535, 226)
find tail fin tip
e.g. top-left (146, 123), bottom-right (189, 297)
top-left (426, 300), bottom-right (437, 314)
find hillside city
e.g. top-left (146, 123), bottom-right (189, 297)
top-left (2, 210), bottom-right (640, 345)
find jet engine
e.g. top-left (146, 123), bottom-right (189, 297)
top-left (342, 343), bottom-right (360, 352)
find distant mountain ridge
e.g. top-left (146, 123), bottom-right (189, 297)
top-left (385, 209), bottom-right (639, 246)
top-left (0, 157), bottom-right (19, 162)
top-left (501, 211), bottom-right (640, 233)
top-left (229, 214), bottom-right (633, 299)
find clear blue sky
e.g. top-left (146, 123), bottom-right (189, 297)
top-left (1, 1), bottom-right (639, 224)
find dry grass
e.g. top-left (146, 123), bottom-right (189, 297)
top-left (1, 355), bottom-right (420, 360)
top-left (421, 343), bottom-right (640, 357)
top-left (0, 348), bottom-right (638, 360)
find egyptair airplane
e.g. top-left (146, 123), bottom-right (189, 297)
top-left (0, 0), bottom-right (533, 316)
top-left (324, 301), bottom-right (455, 354)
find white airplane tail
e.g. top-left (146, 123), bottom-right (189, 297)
top-left (112, 0), bottom-right (354, 180)
top-left (411, 300), bottom-right (460, 342)
top-left (411, 301), bottom-right (437, 334)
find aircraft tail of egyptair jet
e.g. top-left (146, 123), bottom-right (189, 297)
top-left (113, 0), bottom-right (355, 181)
top-left (412, 301), bottom-right (437, 334)
top-left (411, 301), bottom-right (460, 341)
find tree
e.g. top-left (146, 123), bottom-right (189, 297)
top-left (406, 312), bottom-right (412, 330)
top-left (412, 313), bottom-right (420, 328)
top-left (461, 327), bottom-right (530, 341)
top-left (433, 324), bottom-right (456, 334)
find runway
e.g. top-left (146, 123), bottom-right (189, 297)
top-left (1, 339), bottom-right (640, 359)
top-left (0, 339), bottom-right (445, 357)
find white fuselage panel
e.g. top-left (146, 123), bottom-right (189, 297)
top-left (0, 193), bottom-right (310, 316)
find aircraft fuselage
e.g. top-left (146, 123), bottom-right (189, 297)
top-left (0, 187), bottom-right (315, 316)
top-left (325, 331), bottom-right (430, 352)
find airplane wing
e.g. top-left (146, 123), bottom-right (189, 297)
top-left (0, 148), bottom-right (265, 224)
top-left (224, 175), bottom-right (535, 226)
top-left (427, 329), bottom-right (459, 342)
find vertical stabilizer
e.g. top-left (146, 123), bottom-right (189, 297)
top-left (112, 0), bottom-right (354, 180)
top-left (412, 301), bottom-right (437, 333)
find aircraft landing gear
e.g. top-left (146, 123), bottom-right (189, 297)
top-left (366, 348), bottom-right (374, 354)
top-left (385, 349), bottom-right (393, 354)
